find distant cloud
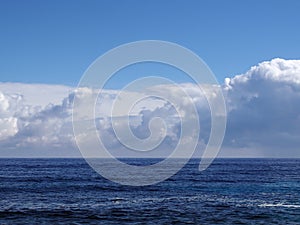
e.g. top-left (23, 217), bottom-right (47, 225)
top-left (0, 58), bottom-right (300, 157)
top-left (223, 58), bottom-right (300, 157)
top-left (0, 84), bottom-right (74, 155)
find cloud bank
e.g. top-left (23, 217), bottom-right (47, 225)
top-left (0, 58), bottom-right (300, 157)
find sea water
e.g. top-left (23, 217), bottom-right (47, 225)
top-left (0, 158), bottom-right (299, 224)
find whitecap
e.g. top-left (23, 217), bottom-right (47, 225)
top-left (258, 203), bottom-right (300, 208)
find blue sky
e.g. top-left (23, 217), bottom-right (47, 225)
top-left (1, 0), bottom-right (300, 87)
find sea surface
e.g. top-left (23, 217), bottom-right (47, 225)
top-left (0, 158), bottom-right (299, 224)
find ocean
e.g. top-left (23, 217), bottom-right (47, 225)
top-left (0, 158), bottom-right (299, 224)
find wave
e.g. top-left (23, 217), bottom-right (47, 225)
top-left (258, 203), bottom-right (300, 208)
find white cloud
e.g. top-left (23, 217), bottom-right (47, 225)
top-left (0, 82), bottom-right (72, 107)
top-left (0, 84), bottom-right (74, 155)
top-left (1, 58), bottom-right (300, 158)
top-left (0, 117), bottom-right (18, 141)
top-left (223, 58), bottom-right (300, 157)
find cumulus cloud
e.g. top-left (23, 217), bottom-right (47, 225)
top-left (0, 58), bottom-right (300, 158)
top-left (0, 85), bottom-right (74, 154)
top-left (223, 58), bottom-right (300, 157)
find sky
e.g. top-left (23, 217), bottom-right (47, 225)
top-left (1, 0), bottom-right (300, 86)
top-left (0, 0), bottom-right (300, 158)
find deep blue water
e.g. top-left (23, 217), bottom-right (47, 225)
top-left (0, 158), bottom-right (299, 224)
